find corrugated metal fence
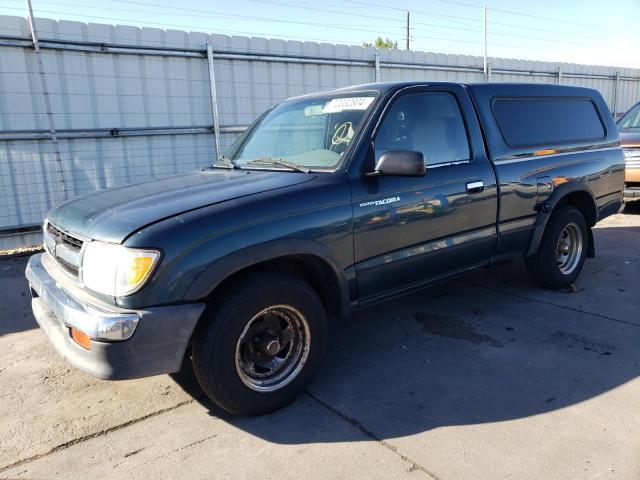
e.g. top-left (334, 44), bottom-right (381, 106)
top-left (1, 13), bottom-right (640, 249)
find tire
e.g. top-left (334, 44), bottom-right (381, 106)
top-left (192, 271), bottom-right (327, 416)
top-left (526, 204), bottom-right (588, 289)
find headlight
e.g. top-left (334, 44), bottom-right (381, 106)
top-left (81, 242), bottom-right (160, 297)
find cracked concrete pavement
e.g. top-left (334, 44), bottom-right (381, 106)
top-left (1, 204), bottom-right (640, 479)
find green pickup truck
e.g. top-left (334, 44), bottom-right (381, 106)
top-left (26, 82), bottom-right (624, 415)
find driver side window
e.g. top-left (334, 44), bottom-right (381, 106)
top-left (375, 92), bottom-right (470, 166)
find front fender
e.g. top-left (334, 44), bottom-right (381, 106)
top-left (184, 238), bottom-right (352, 317)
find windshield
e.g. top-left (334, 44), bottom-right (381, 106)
top-left (224, 93), bottom-right (377, 170)
top-left (618, 103), bottom-right (640, 130)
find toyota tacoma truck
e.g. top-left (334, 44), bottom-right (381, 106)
top-left (26, 82), bottom-right (625, 415)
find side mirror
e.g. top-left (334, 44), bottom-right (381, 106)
top-left (367, 150), bottom-right (426, 177)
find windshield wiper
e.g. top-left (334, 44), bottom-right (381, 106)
top-left (212, 155), bottom-right (240, 169)
top-left (245, 157), bottom-right (311, 173)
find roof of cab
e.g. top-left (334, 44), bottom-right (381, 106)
top-left (333, 81), bottom-right (600, 96)
top-left (289, 82), bottom-right (456, 100)
top-left (331, 81), bottom-right (452, 94)
top-left (288, 81), bottom-right (602, 102)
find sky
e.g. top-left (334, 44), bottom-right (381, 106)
top-left (1, 0), bottom-right (639, 69)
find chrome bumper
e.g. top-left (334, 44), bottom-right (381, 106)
top-left (624, 186), bottom-right (640, 198)
top-left (26, 253), bottom-right (139, 341)
top-left (25, 253), bottom-right (205, 380)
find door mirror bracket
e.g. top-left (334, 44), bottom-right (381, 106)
top-left (366, 150), bottom-right (426, 177)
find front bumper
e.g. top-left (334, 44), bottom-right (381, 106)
top-left (624, 185), bottom-right (640, 198)
top-left (625, 160), bottom-right (640, 197)
top-left (25, 253), bottom-right (205, 380)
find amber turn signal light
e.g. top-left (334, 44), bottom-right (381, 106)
top-left (70, 328), bottom-right (92, 350)
top-left (533, 149), bottom-right (557, 156)
top-left (553, 176), bottom-right (570, 186)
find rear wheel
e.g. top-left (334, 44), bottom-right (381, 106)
top-left (192, 272), bottom-right (327, 416)
top-left (526, 205), bottom-right (588, 289)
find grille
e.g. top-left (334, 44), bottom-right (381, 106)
top-left (47, 223), bottom-right (84, 249)
top-left (55, 257), bottom-right (79, 276)
top-left (45, 222), bottom-right (85, 277)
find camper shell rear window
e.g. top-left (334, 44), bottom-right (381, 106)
top-left (492, 97), bottom-right (605, 148)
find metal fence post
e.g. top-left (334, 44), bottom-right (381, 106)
top-left (483, 3), bottom-right (488, 78)
top-left (206, 41), bottom-right (222, 159)
top-left (26, 0), bottom-right (67, 200)
top-left (486, 62), bottom-right (491, 83)
top-left (374, 53), bottom-right (380, 82)
top-left (557, 67), bottom-right (563, 85)
top-left (612, 71), bottom-right (620, 118)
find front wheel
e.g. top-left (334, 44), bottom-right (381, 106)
top-left (526, 205), bottom-right (588, 289)
top-left (192, 272), bottom-right (327, 416)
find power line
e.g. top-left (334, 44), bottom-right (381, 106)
top-left (3, 0), bottom-right (637, 62)
top-left (118, 0), bottom-right (483, 34)
top-left (240, 0), bottom-right (640, 52)
top-left (2, 1), bottom-right (405, 37)
top-left (13, 0), bottom-right (639, 51)
top-left (110, 0), bottom-right (397, 30)
top-left (2, 4), bottom-right (480, 50)
top-left (488, 5), bottom-right (629, 33)
top-left (11, 0), bottom-right (625, 50)
top-left (3, 1), bottom-right (485, 52)
top-left (487, 18), bottom-right (626, 41)
top-left (110, 0), bottom-right (503, 40)
top-left (5, 4), bottom-right (471, 56)
top-left (0, 6), bottom-right (365, 45)
top-left (337, 0), bottom-right (639, 37)
top-left (329, 0), bottom-right (639, 53)
top-left (328, 0), bottom-right (484, 27)
top-left (245, 0), bottom-right (411, 26)
top-left (426, 0), bottom-right (480, 9)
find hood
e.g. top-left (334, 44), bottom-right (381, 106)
top-left (620, 131), bottom-right (640, 148)
top-left (47, 169), bottom-right (316, 243)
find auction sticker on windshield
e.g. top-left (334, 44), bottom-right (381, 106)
top-left (323, 97), bottom-right (375, 113)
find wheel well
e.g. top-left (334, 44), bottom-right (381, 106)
top-left (557, 191), bottom-right (597, 227)
top-left (526, 189), bottom-right (597, 258)
top-left (205, 254), bottom-right (346, 319)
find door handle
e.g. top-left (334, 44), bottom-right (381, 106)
top-left (466, 181), bottom-right (484, 194)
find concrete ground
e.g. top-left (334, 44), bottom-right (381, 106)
top-left (1, 204), bottom-right (640, 480)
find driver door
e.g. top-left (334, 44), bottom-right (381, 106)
top-left (350, 86), bottom-right (498, 301)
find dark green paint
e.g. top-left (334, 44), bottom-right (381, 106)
top-left (44, 82), bottom-right (625, 312)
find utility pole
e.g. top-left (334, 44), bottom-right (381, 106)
top-left (483, 3), bottom-right (488, 79)
top-left (405, 11), bottom-right (410, 50)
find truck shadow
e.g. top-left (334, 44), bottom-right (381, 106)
top-left (623, 199), bottom-right (640, 214)
top-left (171, 224), bottom-right (640, 445)
top-left (0, 256), bottom-right (37, 336)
